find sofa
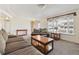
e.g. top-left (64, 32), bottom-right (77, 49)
top-left (32, 28), bottom-right (52, 37)
top-left (0, 29), bottom-right (41, 55)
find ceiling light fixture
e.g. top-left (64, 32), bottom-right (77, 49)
top-left (37, 4), bottom-right (47, 9)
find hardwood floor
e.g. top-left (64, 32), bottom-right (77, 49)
top-left (7, 37), bottom-right (79, 55)
top-left (49, 40), bottom-right (79, 55)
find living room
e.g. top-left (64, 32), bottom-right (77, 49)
top-left (0, 4), bottom-right (79, 55)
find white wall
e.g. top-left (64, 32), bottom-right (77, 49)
top-left (40, 18), bottom-right (48, 29)
top-left (61, 10), bottom-right (79, 43)
top-left (10, 18), bottom-right (31, 38)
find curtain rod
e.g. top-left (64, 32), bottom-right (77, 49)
top-left (47, 12), bottom-right (76, 20)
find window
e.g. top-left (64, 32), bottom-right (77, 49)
top-left (48, 14), bottom-right (75, 35)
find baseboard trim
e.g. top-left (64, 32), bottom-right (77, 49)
top-left (60, 39), bottom-right (79, 45)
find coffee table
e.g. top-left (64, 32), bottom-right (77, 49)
top-left (31, 35), bottom-right (54, 55)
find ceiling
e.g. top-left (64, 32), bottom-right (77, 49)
top-left (0, 4), bottom-right (79, 20)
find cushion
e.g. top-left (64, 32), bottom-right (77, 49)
top-left (7, 37), bottom-right (23, 43)
top-left (8, 35), bottom-right (17, 38)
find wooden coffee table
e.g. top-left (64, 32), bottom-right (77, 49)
top-left (31, 35), bottom-right (54, 55)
